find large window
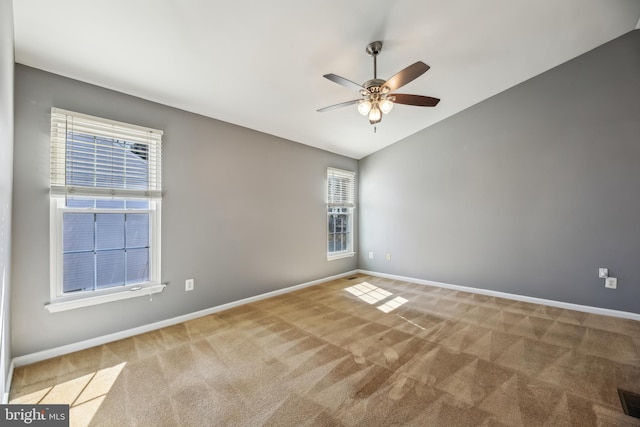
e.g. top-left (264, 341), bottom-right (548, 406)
top-left (48, 108), bottom-right (163, 312)
top-left (327, 167), bottom-right (356, 260)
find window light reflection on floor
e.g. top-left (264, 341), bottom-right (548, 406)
top-left (10, 362), bottom-right (126, 427)
top-left (377, 296), bottom-right (409, 313)
top-left (344, 282), bottom-right (408, 313)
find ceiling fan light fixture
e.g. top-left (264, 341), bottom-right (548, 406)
top-left (379, 98), bottom-right (394, 114)
top-left (357, 100), bottom-right (372, 116)
top-left (368, 105), bottom-right (382, 123)
top-left (318, 40), bottom-right (440, 126)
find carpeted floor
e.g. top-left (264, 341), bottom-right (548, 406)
top-left (9, 274), bottom-right (640, 426)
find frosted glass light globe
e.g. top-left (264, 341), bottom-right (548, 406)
top-left (379, 99), bottom-right (394, 114)
top-left (358, 100), bottom-right (372, 116)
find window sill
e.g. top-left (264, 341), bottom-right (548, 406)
top-left (44, 283), bottom-right (166, 313)
top-left (327, 251), bottom-right (355, 261)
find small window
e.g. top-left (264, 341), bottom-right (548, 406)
top-left (47, 108), bottom-right (164, 312)
top-left (327, 168), bottom-right (356, 260)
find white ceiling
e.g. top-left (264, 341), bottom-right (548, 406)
top-left (12, 0), bottom-right (640, 159)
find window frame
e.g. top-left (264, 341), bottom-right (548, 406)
top-left (46, 109), bottom-right (164, 313)
top-left (327, 167), bottom-right (356, 261)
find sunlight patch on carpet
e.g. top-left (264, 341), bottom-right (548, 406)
top-left (344, 282), bottom-right (408, 313)
top-left (378, 296), bottom-right (408, 313)
top-left (10, 362), bottom-right (126, 427)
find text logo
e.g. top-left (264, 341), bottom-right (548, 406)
top-left (0, 405), bottom-right (69, 426)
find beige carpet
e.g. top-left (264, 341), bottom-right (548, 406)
top-left (9, 274), bottom-right (640, 426)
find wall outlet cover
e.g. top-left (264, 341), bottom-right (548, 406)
top-left (598, 268), bottom-right (608, 278)
top-left (605, 277), bottom-right (617, 289)
top-left (185, 279), bottom-right (194, 291)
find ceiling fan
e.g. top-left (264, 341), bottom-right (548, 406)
top-left (318, 41), bottom-right (440, 125)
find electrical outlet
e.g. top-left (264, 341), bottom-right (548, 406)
top-left (368, 252), bottom-right (374, 259)
top-left (185, 279), bottom-right (194, 291)
top-left (386, 253), bottom-right (391, 261)
top-left (605, 277), bottom-right (617, 289)
top-left (598, 268), bottom-right (608, 279)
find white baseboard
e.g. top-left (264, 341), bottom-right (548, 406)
top-left (11, 270), bottom-right (358, 368)
top-left (358, 269), bottom-right (640, 321)
top-left (3, 360), bottom-right (13, 403)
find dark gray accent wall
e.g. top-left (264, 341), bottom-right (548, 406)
top-left (12, 65), bottom-right (357, 356)
top-left (1, 0), bottom-right (14, 395)
top-left (359, 30), bottom-right (640, 314)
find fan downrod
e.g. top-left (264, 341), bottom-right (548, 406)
top-left (366, 41), bottom-right (383, 80)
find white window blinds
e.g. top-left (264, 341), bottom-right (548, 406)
top-left (50, 108), bottom-right (163, 199)
top-left (327, 167), bottom-right (356, 208)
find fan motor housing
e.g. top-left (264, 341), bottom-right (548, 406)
top-left (364, 78), bottom-right (386, 93)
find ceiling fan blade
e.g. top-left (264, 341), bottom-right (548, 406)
top-left (317, 99), bottom-right (361, 112)
top-left (323, 74), bottom-right (364, 92)
top-left (383, 61), bottom-right (430, 92)
top-left (392, 94), bottom-right (440, 107)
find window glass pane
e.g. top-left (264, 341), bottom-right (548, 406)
top-left (63, 252), bottom-right (94, 293)
top-left (61, 211), bottom-right (153, 292)
top-left (327, 206), bottom-right (352, 255)
top-left (125, 199), bottom-right (149, 209)
top-left (96, 250), bottom-right (125, 288)
top-left (66, 196), bottom-right (95, 208)
top-left (328, 238), bottom-right (335, 253)
top-left (67, 196), bottom-right (148, 210)
top-left (127, 248), bottom-right (149, 284)
top-left (96, 214), bottom-right (125, 250)
top-left (96, 199), bottom-right (126, 209)
top-left (126, 214), bottom-right (149, 248)
top-left (335, 233), bottom-right (345, 252)
top-left (63, 213), bottom-right (94, 252)
top-left (328, 215), bottom-right (336, 233)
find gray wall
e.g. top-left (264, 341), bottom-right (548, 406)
top-left (12, 65), bottom-right (357, 356)
top-left (359, 30), bottom-right (640, 314)
top-left (0, 0), bottom-right (14, 395)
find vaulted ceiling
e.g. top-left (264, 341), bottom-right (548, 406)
top-left (12, 0), bottom-right (640, 159)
